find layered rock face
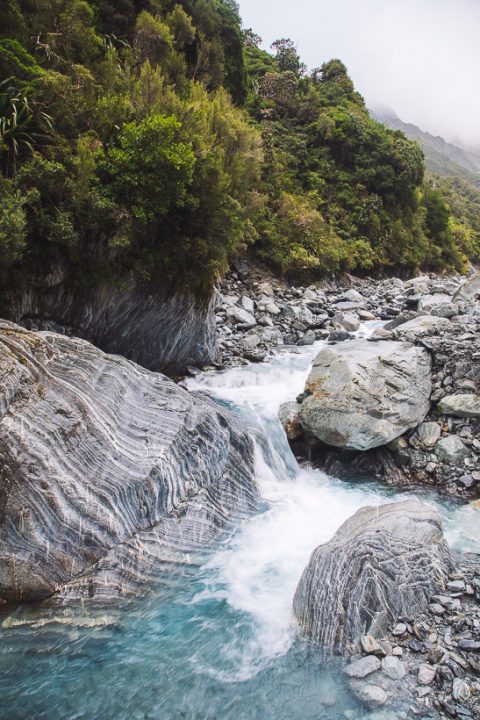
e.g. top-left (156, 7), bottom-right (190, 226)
top-left (299, 340), bottom-right (432, 451)
top-left (293, 501), bottom-right (452, 652)
top-left (0, 323), bottom-right (257, 604)
top-left (12, 282), bottom-right (218, 374)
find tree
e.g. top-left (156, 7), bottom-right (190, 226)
top-left (271, 38), bottom-right (305, 77)
top-left (100, 113), bottom-right (195, 224)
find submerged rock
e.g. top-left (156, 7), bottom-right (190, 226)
top-left (299, 340), bottom-right (431, 451)
top-left (293, 501), bottom-right (452, 651)
top-left (0, 322), bottom-right (258, 604)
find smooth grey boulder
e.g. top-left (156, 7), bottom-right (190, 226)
top-left (0, 323), bottom-right (258, 604)
top-left (226, 306), bottom-right (256, 327)
top-left (239, 295), bottom-right (255, 313)
top-left (394, 315), bottom-right (452, 337)
top-left (333, 312), bottom-right (360, 333)
top-left (299, 340), bottom-right (431, 451)
top-left (405, 276), bottom-right (429, 293)
top-left (338, 289), bottom-right (364, 304)
top-left (438, 394), bottom-right (480, 418)
top-left (344, 655), bottom-right (381, 678)
top-left (348, 683), bottom-right (387, 709)
top-left (283, 303), bottom-right (314, 326)
top-left (416, 422), bottom-right (441, 448)
top-left (293, 501), bottom-right (452, 651)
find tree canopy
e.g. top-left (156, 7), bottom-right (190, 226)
top-left (0, 0), bottom-right (475, 307)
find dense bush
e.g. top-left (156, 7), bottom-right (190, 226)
top-left (0, 0), bottom-right (476, 307)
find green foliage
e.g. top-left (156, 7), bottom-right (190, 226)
top-left (100, 113), bottom-right (195, 223)
top-left (0, 79), bottom-right (53, 176)
top-left (0, 0), bottom-right (476, 309)
top-left (0, 182), bottom-right (27, 267)
top-left (426, 173), bottom-right (480, 261)
top-left (0, 39), bottom-right (44, 81)
top-left (1, 0), bottom-right (26, 40)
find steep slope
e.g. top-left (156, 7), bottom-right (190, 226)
top-left (371, 107), bottom-right (480, 187)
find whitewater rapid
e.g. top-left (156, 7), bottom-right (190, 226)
top-left (2, 323), bottom-right (480, 720)
top-left (185, 324), bottom-right (480, 680)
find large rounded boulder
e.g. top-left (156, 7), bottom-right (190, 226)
top-left (293, 501), bottom-right (453, 652)
top-left (0, 322), bottom-right (258, 604)
top-left (299, 340), bottom-right (432, 451)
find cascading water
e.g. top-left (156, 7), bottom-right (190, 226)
top-left (0, 325), bottom-right (478, 720)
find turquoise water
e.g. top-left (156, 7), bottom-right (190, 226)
top-left (1, 332), bottom-right (478, 720)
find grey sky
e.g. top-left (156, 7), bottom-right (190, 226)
top-left (238, 0), bottom-right (480, 149)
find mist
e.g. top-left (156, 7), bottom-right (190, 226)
top-left (238, 0), bottom-right (480, 150)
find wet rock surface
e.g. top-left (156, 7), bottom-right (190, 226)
top-left (293, 501), bottom-right (452, 652)
top-left (0, 322), bottom-right (258, 605)
top-left (213, 263), bottom-right (479, 497)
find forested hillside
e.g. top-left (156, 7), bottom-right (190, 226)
top-left (1, 0), bottom-right (478, 308)
top-left (372, 107), bottom-right (480, 188)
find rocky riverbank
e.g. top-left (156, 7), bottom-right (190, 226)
top-left (213, 261), bottom-right (480, 499)
top-left (291, 499), bottom-right (480, 719)
top-left (344, 549), bottom-right (480, 719)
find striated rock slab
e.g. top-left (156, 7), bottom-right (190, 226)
top-left (299, 340), bottom-right (431, 451)
top-left (293, 501), bottom-right (452, 652)
top-left (12, 283), bottom-right (218, 374)
top-left (0, 322), bottom-right (258, 604)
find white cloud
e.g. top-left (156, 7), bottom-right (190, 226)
top-left (238, 0), bottom-right (480, 149)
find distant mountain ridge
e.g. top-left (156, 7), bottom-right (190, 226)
top-left (371, 107), bottom-right (480, 188)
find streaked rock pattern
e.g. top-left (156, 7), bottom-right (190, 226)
top-left (11, 282), bottom-right (218, 374)
top-left (293, 501), bottom-right (452, 652)
top-left (299, 340), bottom-right (432, 451)
top-left (0, 322), bottom-right (257, 604)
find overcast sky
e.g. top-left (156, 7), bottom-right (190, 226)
top-left (238, 0), bottom-right (480, 150)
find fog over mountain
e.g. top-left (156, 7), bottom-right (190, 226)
top-left (238, 0), bottom-right (480, 149)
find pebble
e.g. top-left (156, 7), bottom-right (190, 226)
top-left (418, 664), bottom-right (437, 685)
top-left (361, 635), bottom-right (386, 656)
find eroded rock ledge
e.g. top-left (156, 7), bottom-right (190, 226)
top-left (0, 322), bottom-right (257, 605)
top-left (10, 281), bottom-right (218, 374)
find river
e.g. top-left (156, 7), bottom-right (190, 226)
top-left (0, 325), bottom-right (478, 719)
